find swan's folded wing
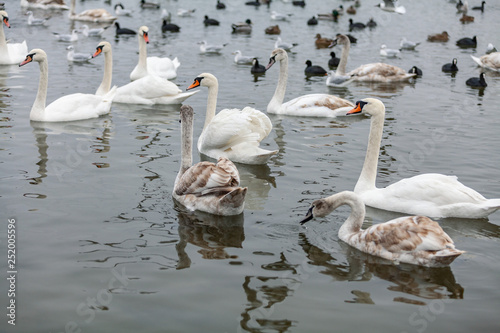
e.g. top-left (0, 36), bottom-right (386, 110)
top-left (45, 93), bottom-right (111, 121)
top-left (175, 161), bottom-right (239, 196)
top-left (147, 56), bottom-right (179, 79)
top-left (349, 63), bottom-right (407, 77)
top-left (383, 173), bottom-right (487, 206)
top-left (201, 108), bottom-right (271, 150)
top-left (480, 52), bottom-right (500, 71)
top-left (361, 216), bottom-right (452, 253)
top-left (117, 75), bottom-right (181, 99)
top-left (216, 157), bottom-right (241, 185)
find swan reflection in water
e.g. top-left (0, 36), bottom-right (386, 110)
top-left (239, 252), bottom-right (298, 332)
top-left (174, 207), bottom-right (245, 269)
top-left (29, 117), bottom-right (113, 184)
top-left (299, 233), bottom-right (464, 305)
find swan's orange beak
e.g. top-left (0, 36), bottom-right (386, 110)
top-left (347, 102), bottom-right (362, 115)
top-left (186, 77), bottom-right (201, 91)
top-left (19, 54), bottom-right (33, 67)
top-left (3, 17), bottom-right (10, 28)
top-left (92, 46), bottom-right (103, 58)
top-left (143, 31), bottom-right (149, 44)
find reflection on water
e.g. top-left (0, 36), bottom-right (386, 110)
top-left (299, 233), bottom-right (464, 305)
top-left (175, 207), bottom-right (245, 269)
top-left (240, 252), bottom-right (299, 333)
top-left (29, 117), bottom-right (114, 184)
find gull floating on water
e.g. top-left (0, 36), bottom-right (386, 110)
top-left (376, 0), bottom-right (406, 14)
top-left (400, 37), bottom-right (420, 50)
top-left (380, 44), bottom-right (401, 57)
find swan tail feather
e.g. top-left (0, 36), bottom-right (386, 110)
top-left (172, 57), bottom-right (181, 70)
top-left (470, 55), bottom-right (483, 67)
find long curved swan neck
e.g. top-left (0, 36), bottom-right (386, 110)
top-left (337, 40), bottom-right (350, 75)
top-left (69, 0), bottom-right (76, 16)
top-left (176, 106), bottom-right (194, 186)
top-left (331, 192), bottom-right (365, 237)
top-left (268, 55), bottom-right (288, 112)
top-left (355, 108), bottom-right (385, 193)
top-left (0, 21), bottom-right (6, 49)
top-left (31, 58), bottom-right (49, 119)
top-left (137, 33), bottom-right (148, 72)
top-left (204, 80), bottom-right (218, 131)
top-left (97, 48), bottom-right (113, 96)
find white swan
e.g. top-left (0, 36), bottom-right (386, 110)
top-left (471, 52), bottom-right (500, 72)
top-left (265, 48), bottom-right (354, 117)
top-left (347, 98), bottom-right (500, 219)
top-left (300, 191), bottom-right (464, 267)
top-left (130, 26), bottom-right (180, 81)
top-left (173, 105), bottom-right (247, 216)
top-left (69, 0), bottom-right (116, 23)
top-left (186, 73), bottom-right (277, 165)
top-left (0, 11), bottom-right (28, 65)
top-left (91, 41), bottom-right (197, 105)
top-left (331, 34), bottom-right (415, 82)
top-left (20, 0), bottom-right (69, 10)
top-left (19, 49), bottom-right (116, 122)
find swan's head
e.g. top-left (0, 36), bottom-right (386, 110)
top-left (92, 41), bottom-right (111, 58)
top-left (300, 199), bottom-right (328, 224)
top-left (300, 196), bottom-right (347, 224)
top-left (139, 26), bottom-right (149, 43)
top-left (19, 49), bottom-right (46, 67)
top-left (331, 34), bottom-right (350, 47)
top-left (266, 48), bottom-right (287, 70)
top-left (300, 191), bottom-right (360, 225)
top-left (347, 98), bottom-right (385, 117)
top-left (0, 11), bottom-right (9, 28)
top-left (186, 73), bottom-right (217, 91)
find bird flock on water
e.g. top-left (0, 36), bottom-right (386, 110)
top-left (3, 0), bottom-right (500, 268)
